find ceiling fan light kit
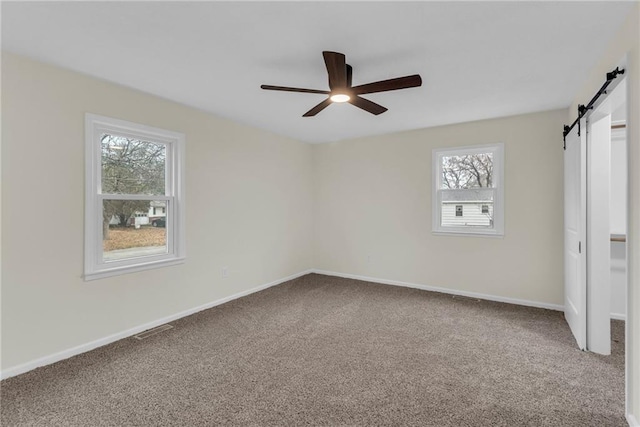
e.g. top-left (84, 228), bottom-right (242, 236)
top-left (329, 93), bottom-right (350, 103)
top-left (261, 51), bottom-right (422, 117)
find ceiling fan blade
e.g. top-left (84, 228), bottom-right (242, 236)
top-left (323, 51), bottom-right (347, 90)
top-left (349, 96), bottom-right (388, 115)
top-left (352, 75), bottom-right (422, 95)
top-left (303, 98), bottom-right (332, 117)
top-left (261, 85), bottom-right (329, 95)
top-left (346, 64), bottom-right (353, 88)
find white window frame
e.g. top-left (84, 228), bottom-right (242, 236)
top-left (84, 114), bottom-right (186, 280)
top-left (432, 143), bottom-right (504, 237)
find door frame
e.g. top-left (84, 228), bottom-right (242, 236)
top-left (585, 109), bottom-right (612, 355)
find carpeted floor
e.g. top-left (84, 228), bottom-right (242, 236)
top-left (1, 274), bottom-right (626, 426)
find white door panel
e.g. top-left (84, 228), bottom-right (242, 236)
top-left (586, 113), bottom-right (611, 355)
top-left (564, 123), bottom-right (587, 350)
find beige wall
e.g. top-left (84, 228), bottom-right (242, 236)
top-left (570, 3), bottom-right (639, 422)
top-left (1, 53), bottom-right (314, 371)
top-left (313, 109), bottom-right (566, 305)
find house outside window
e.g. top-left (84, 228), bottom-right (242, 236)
top-left (85, 114), bottom-right (185, 280)
top-left (432, 143), bottom-right (504, 236)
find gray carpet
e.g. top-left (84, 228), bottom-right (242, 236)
top-left (1, 274), bottom-right (626, 426)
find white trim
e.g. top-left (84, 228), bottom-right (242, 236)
top-left (0, 269), bottom-right (313, 380)
top-left (84, 257), bottom-right (186, 281)
top-left (627, 413), bottom-right (639, 427)
top-left (100, 194), bottom-right (171, 201)
top-left (432, 142), bottom-right (505, 237)
top-left (312, 269), bottom-right (564, 311)
top-left (611, 256), bottom-right (627, 271)
top-left (432, 231), bottom-right (504, 239)
top-left (611, 312), bottom-right (627, 321)
top-left (84, 113), bottom-right (186, 280)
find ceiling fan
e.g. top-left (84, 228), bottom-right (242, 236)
top-left (260, 51), bottom-right (422, 117)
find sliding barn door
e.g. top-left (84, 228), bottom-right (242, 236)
top-left (564, 123), bottom-right (587, 350)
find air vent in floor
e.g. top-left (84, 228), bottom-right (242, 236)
top-left (133, 324), bottom-right (173, 340)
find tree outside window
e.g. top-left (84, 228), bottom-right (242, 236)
top-left (101, 134), bottom-right (165, 239)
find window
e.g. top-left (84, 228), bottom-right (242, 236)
top-left (432, 143), bottom-right (504, 236)
top-left (85, 114), bottom-right (185, 280)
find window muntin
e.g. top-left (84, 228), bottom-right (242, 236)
top-left (433, 143), bottom-right (504, 236)
top-left (85, 114), bottom-right (185, 280)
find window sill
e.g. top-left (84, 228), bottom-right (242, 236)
top-left (432, 230), bottom-right (504, 239)
top-left (84, 257), bottom-right (185, 281)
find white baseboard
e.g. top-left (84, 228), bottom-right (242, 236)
top-left (628, 413), bottom-right (639, 427)
top-left (1, 267), bottom-right (618, 380)
top-left (312, 269), bottom-right (564, 312)
top-left (1, 269), bottom-right (313, 380)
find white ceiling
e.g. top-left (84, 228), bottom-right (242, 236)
top-left (1, 1), bottom-right (634, 143)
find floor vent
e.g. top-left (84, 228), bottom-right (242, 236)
top-left (133, 324), bottom-right (173, 340)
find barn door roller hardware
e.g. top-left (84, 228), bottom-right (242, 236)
top-left (562, 67), bottom-right (625, 149)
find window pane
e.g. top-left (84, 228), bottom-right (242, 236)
top-left (102, 200), bottom-right (167, 261)
top-left (441, 189), bottom-right (494, 228)
top-left (441, 152), bottom-right (494, 189)
top-left (101, 134), bottom-right (165, 195)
